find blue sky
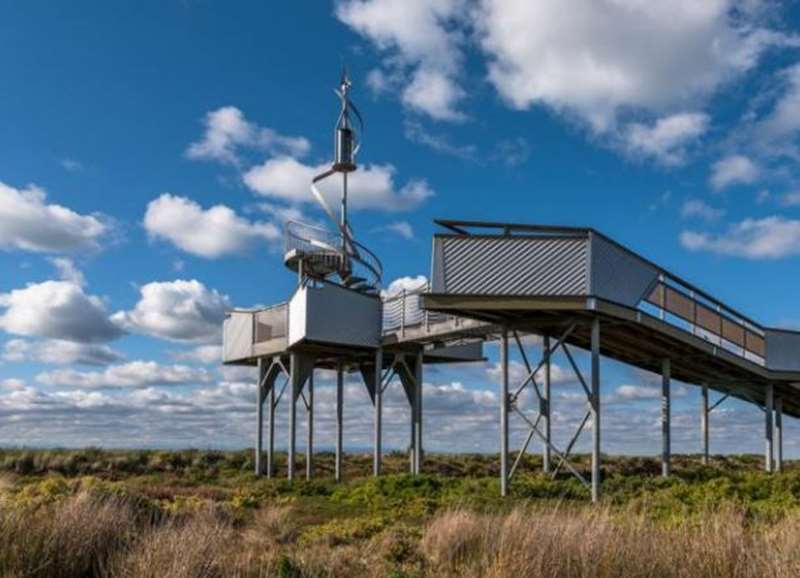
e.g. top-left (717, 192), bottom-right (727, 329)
top-left (1, 0), bottom-right (800, 458)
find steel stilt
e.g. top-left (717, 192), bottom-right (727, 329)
top-left (775, 396), bottom-right (783, 473)
top-left (701, 383), bottom-right (709, 466)
top-left (590, 318), bottom-right (601, 503)
top-left (373, 348), bottom-right (383, 477)
top-left (500, 326), bottom-right (509, 497)
top-left (765, 383), bottom-right (774, 473)
top-left (267, 361), bottom-right (276, 478)
top-left (335, 362), bottom-right (344, 483)
top-left (306, 368), bottom-right (314, 481)
top-left (414, 349), bottom-right (423, 475)
top-left (662, 358), bottom-right (671, 477)
top-left (409, 357), bottom-right (416, 475)
top-left (255, 358), bottom-right (266, 476)
top-left (288, 353), bottom-right (298, 482)
top-left (542, 335), bottom-right (551, 474)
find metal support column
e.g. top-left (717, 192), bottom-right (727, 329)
top-left (335, 362), bottom-right (344, 483)
top-left (267, 363), bottom-right (276, 478)
top-left (306, 369), bottom-right (314, 481)
top-left (373, 348), bottom-right (383, 477)
top-left (542, 335), bottom-right (551, 474)
top-left (701, 383), bottom-right (709, 466)
top-left (500, 326), bottom-right (510, 497)
top-left (765, 383), bottom-right (774, 473)
top-left (255, 358), bottom-right (266, 476)
top-left (288, 353), bottom-right (299, 482)
top-left (590, 318), bottom-right (601, 503)
top-left (661, 358), bottom-right (671, 477)
top-left (409, 361), bottom-right (416, 475)
top-left (775, 397), bottom-right (783, 473)
top-left (414, 349), bottom-right (423, 475)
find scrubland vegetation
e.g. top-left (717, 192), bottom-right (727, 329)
top-left (0, 449), bottom-right (799, 577)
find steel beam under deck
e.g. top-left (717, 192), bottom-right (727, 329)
top-left (421, 294), bottom-right (800, 418)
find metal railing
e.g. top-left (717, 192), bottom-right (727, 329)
top-left (285, 220), bottom-right (343, 259)
top-left (285, 220), bottom-right (383, 291)
top-left (639, 272), bottom-right (766, 366)
top-left (381, 280), bottom-right (451, 335)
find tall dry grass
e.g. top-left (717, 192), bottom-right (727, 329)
top-left (421, 506), bottom-right (800, 578)
top-left (2, 483), bottom-right (800, 577)
top-left (0, 491), bottom-right (136, 578)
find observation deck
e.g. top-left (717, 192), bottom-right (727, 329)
top-left (225, 219), bottom-right (798, 498)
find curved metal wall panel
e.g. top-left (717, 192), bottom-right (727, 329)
top-left (590, 234), bottom-right (659, 307)
top-left (433, 236), bottom-right (589, 296)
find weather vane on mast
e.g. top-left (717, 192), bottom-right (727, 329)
top-left (332, 67), bottom-right (362, 239)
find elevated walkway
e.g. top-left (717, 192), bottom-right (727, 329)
top-left (423, 220), bottom-right (800, 417)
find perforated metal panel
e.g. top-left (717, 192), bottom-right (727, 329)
top-left (433, 235), bottom-right (589, 296)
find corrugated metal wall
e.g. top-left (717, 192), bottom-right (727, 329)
top-left (432, 235), bottom-right (589, 296)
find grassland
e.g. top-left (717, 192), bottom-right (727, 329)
top-left (0, 449), bottom-right (799, 577)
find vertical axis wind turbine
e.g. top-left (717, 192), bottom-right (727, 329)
top-left (283, 70), bottom-right (382, 295)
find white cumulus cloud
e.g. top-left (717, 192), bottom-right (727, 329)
top-left (680, 199), bottom-right (726, 221)
top-left (171, 344), bottom-right (223, 365)
top-left (709, 154), bottom-right (760, 190)
top-left (681, 216), bottom-right (800, 259)
top-left (243, 156), bottom-right (434, 212)
top-left (37, 361), bottom-right (214, 389)
top-left (143, 194), bottom-right (280, 258)
top-left (0, 181), bottom-right (108, 253)
top-left (49, 257), bottom-right (86, 287)
top-left (623, 112), bottom-right (709, 165)
top-left (474, 0), bottom-right (795, 132)
top-left (112, 280), bottom-right (229, 343)
top-left (0, 281), bottom-right (122, 343)
top-left (2, 338), bottom-right (124, 366)
top-left (186, 106), bottom-right (310, 165)
top-left (336, 0), bottom-right (467, 121)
